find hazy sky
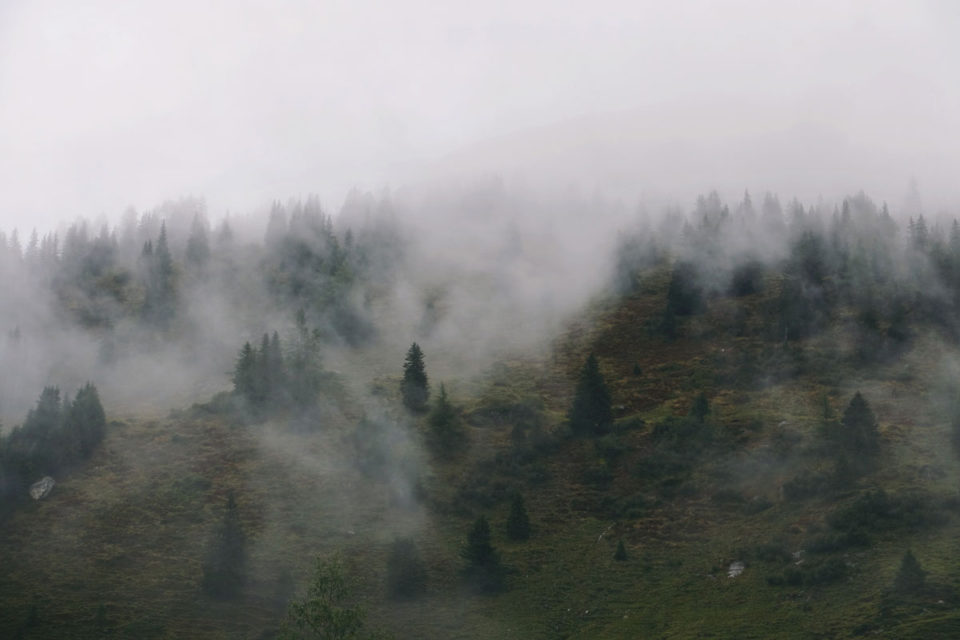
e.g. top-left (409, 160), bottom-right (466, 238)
top-left (1, 1), bottom-right (958, 231)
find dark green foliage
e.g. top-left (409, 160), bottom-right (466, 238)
top-left (385, 538), bottom-right (427, 600)
top-left (729, 259), bottom-right (764, 296)
top-left (201, 492), bottom-right (246, 599)
top-left (827, 490), bottom-right (945, 534)
top-left (651, 415), bottom-right (713, 452)
top-left (837, 392), bottom-right (880, 455)
top-left (768, 557), bottom-right (848, 587)
top-left (0, 384), bottom-right (107, 511)
top-left (231, 318), bottom-right (323, 412)
top-left (688, 392), bottom-right (710, 422)
top-left (614, 540), bottom-right (628, 561)
top-left (665, 261), bottom-right (703, 316)
top-left (568, 354), bottom-right (613, 436)
top-left (505, 493), bottom-right (531, 541)
top-left (461, 515), bottom-right (504, 593)
top-left (66, 383), bottom-right (107, 458)
top-left (282, 556), bottom-right (384, 640)
top-left (401, 343), bottom-right (429, 413)
top-left (893, 550), bottom-right (926, 594)
top-left (428, 384), bottom-right (465, 455)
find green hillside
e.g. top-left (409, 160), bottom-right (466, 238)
top-left (4, 249), bottom-right (960, 639)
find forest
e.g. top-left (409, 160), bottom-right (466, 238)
top-left (2, 185), bottom-right (960, 638)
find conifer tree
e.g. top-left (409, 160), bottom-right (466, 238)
top-left (689, 392), bottom-right (710, 423)
top-left (202, 491), bottom-right (246, 599)
top-left (461, 515), bottom-right (504, 593)
top-left (568, 354), bottom-right (612, 435)
top-left (614, 539), bottom-right (628, 561)
top-left (839, 392), bottom-right (880, 454)
top-left (893, 550), bottom-right (926, 594)
top-left (401, 343), bottom-right (429, 413)
top-left (428, 384), bottom-right (464, 454)
top-left (233, 342), bottom-right (257, 401)
top-left (505, 493), bottom-right (531, 541)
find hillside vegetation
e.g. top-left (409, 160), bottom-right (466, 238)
top-left (3, 189), bottom-right (960, 638)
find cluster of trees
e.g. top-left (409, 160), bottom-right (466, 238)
top-left (231, 313), bottom-right (325, 411)
top-left (0, 384), bottom-right (106, 509)
top-left (614, 191), bottom-right (960, 355)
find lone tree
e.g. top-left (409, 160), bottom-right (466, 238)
top-left (282, 556), bottom-right (385, 640)
top-left (568, 354), bottom-right (613, 436)
top-left (893, 550), bottom-right (926, 594)
top-left (461, 515), bottom-right (504, 593)
top-left (839, 392), bottom-right (880, 455)
top-left (202, 492), bottom-right (246, 599)
top-left (614, 540), bottom-right (628, 561)
top-left (401, 343), bottom-right (429, 413)
top-left (505, 493), bottom-right (531, 541)
top-left (385, 538), bottom-right (427, 600)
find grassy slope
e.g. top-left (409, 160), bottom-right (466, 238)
top-left (3, 265), bottom-right (960, 638)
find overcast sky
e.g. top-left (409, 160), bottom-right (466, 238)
top-left (1, 1), bottom-right (959, 231)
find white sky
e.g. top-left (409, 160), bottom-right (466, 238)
top-left (1, 1), bottom-right (959, 230)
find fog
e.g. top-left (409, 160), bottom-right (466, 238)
top-left (2, 1), bottom-right (959, 231)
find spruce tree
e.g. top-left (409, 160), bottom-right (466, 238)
top-left (233, 342), bottom-right (257, 401)
top-left (568, 354), bottom-right (612, 435)
top-left (893, 550), bottom-right (926, 594)
top-left (461, 515), bottom-right (504, 593)
top-left (401, 343), bottom-right (429, 413)
top-left (839, 392), bottom-right (880, 454)
top-left (202, 491), bottom-right (246, 599)
top-left (428, 384), bottom-right (464, 455)
top-left (505, 493), bottom-right (531, 541)
top-left (614, 539), bottom-right (628, 561)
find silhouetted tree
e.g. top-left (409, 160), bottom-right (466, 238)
top-left (185, 214), bottom-right (210, 268)
top-left (202, 491), bottom-right (246, 599)
top-left (385, 538), bottom-right (427, 599)
top-left (838, 392), bottom-right (880, 455)
top-left (428, 384), bottom-right (464, 455)
top-left (401, 343), bottom-right (429, 412)
top-left (893, 550), bottom-right (926, 594)
top-left (461, 515), bottom-right (504, 593)
top-left (568, 354), bottom-right (612, 435)
top-left (505, 493), bottom-right (531, 541)
top-left (614, 540), bottom-right (628, 561)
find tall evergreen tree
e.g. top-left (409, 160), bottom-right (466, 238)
top-left (233, 342), bottom-right (257, 401)
top-left (185, 214), bottom-right (210, 268)
top-left (202, 491), bottom-right (246, 599)
top-left (461, 515), bottom-right (504, 593)
top-left (401, 343), bottom-right (429, 413)
top-left (428, 384), bottom-right (464, 454)
top-left (568, 354), bottom-right (612, 435)
top-left (67, 383), bottom-right (106, 458)
top-left (838, 391), bottom-right (880, 455)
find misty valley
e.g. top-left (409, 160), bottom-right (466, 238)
top-left (4, 187), bottom-right (960, 639)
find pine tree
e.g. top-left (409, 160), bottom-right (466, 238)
top-left (505, 493), bottom-right (531, 541)
top-left (461, 515), bottom-right (504, 593)
top-left (614, 540), bottom-right (628, 561)
top-left (202, 491), bottom-right (246, 599)
top-left (428, 384), bottom-right (464, 455)
top-left (893, 550), bottom-right (926, 594)
top-left (401, 343), bottom-right (429, 413)
top-left (68, 383), bottom-right (106, 458)
top-left (839, 392), bottom-right (880, 454)
top-left (233, 342), bottom-right (257, 401)
top-left (568, 354), bottom-right (613, 436)
top-left (385, 538), bottom-right (427, 599)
